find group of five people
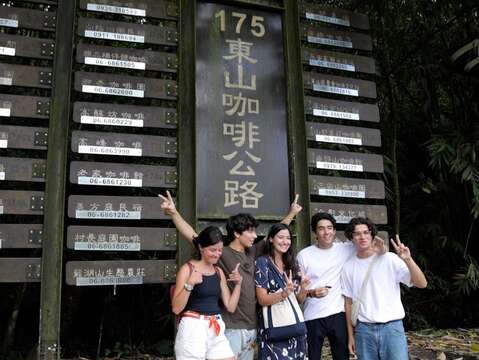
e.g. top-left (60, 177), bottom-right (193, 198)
top-left (160, 191), bottom-right (427, 360)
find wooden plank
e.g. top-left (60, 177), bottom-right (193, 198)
top-left (0, 224), bottom-right (43, 248)
top-left (0, 6), bottom-right (56, 31)
top-left (71, 130), bottom-right (177, 158)
top-left (65, 259), bottom-right (177, 285)
top-left (303, 72), bottom-right (377, 99)
top-left (67, 195), bottom-right (169, 220)
top-left (0, 258), bottom-right (41, 282)
top-left (0, 94), bottom-right (50, 119)
top-left (73, 101), bottom-right (177, 129)
top-left (79, 0), bottom-right (178, 20)
top-left (76, 43), bottom-right (177, 72)
top-left (77, 17), bottom-right (177, 46)
top-left (308, 148), bottom-right (384, 173)
top-left (70, 161), bottom-right (177, 188)
top-left (310, 202), bottom-right (388, 224)
top-left (306, 122), bottom-right (381, 147)
top-left (0, 33), bottom-right (55, 59)
top-left (303, 48), bottom-right (376, 74)
top-left (305, 96), bottom-right (380, 123)
top-left (0, 125), bottom-right (48, 150)
top-left (300, 4), bottom-right (369, 30)
top-left (0, 190), bottom-right (44, 215)
top-left (66, 225), bottom-right (177, 251)
top-left (0, 157), bottom-right (46, 182)
top-left (302, 25), bottom-right (372, 51)
top-left (74, 71), bottom-right (177, 100)
top-left (0, 63), bottom-right (53, 88)
top-left (309, 175), bottom-right (385, 199)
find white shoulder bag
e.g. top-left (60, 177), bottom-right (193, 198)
top-left (351, 255), bottom-right (379, 327)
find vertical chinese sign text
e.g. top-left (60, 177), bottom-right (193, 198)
top-left (196, 2), bottom-right (290, 218)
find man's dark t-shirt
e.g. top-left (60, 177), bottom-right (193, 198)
top-left (217, 240), bottom-right (266, 330)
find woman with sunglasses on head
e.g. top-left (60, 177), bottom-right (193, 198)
top-left (255, 223), bottom-right (310, 360)
top-left (172, 226), bottom-right (242, 360)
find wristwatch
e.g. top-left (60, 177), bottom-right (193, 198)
top-left (184, 283), bottom-right (194, 292)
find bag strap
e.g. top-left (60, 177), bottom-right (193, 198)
top-left (356, 255), bottom-right (379, 305)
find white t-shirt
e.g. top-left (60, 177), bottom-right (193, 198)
top-left (341, 252), bottom-right (412, 323)
top-left (297, 241), bottom-right (356, 321)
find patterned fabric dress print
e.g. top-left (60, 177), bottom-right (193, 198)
top-left (255, 256), bottom-right (308, 360)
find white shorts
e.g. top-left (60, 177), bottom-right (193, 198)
top-left (175, 314), bottom-right (234, 360)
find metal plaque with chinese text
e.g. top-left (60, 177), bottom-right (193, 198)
top-left (0, 125), bottom-right (48, 150)
top-left (309, 175), bottom-right (385, 199)
top-left (65, 259), bottom-right (177, 285)
top-left (78, 17), bottom-right (177, 46)
top-left (196, 2), bottom-right (290, 218)
top-left (302, 25), bottom-right (372, 51)
top-left (0, 63), bottom-right (52, 89)
top-left (70, 161), bottom-right (177, 188)
top-left (306, 122), bottom-right (381, 147)
top-left (0, 157), bottom-right (46, 182)
top-left (310, 203), bottom-right (388, 224)
top-left (304, 72), bottom-right (377, 99)
top-left (305, 96), bottom-right (380, 123)
top-left (76, 43), bottom-right (177, 72)
top-left (71, 131), bottom-right (177, 158)
top-left (300, 4), bottom-right (370, 30)
top-left (67, 226), bottom-right (177, 251)
top-left (0, 33), bottom-right (55, 59)
top-left (79, 0), bottom-right (178, 20)
top-left (0, 190), bottom-right (44, 215)
top-left (0, 224), bottom-right (43, 248)
top-left (303, 48), bottom-right (376, 75)
top-left (67, 195), bottom-right (170, 220)
top-left (73, 102), bottom-right (177, 129)
top-left (308, 149), bottom-right (384, 173)
top-left (75, 71), bottom-right (177, 100)
top-left (0, 7), bottom-right (56, 31)
top-left (0, 258), bottom-right (41, 282)
top-left (0, 94), bottom-right (50, 119)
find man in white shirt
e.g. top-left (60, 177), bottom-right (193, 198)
top-left (341, 217), bottom-right (427, 360)
top-left (296, 213), bottom-right (355, 360)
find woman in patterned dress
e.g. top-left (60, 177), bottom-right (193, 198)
top-left (255, 223), bottom-right (310, 360)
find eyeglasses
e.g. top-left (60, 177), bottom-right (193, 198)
top-left (352, 230), bottom-right (371, 237)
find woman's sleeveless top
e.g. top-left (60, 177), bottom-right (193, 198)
top-left (183, 269), bottom-right (221, 315)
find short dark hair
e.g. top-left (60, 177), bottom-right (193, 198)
top-left (193, 226), bottom-right (223, 249)
top-left (226, 213), bottom-right (259, 243)
top-left (344, 217), bottom-right (377, 240)
top-left (311, 212), bottom-right (337, 232)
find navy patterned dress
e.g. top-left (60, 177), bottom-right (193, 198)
top-left (255, 256), bottom-right (308, 360)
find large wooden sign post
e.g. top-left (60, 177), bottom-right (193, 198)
top-left (0, 0), bottom-right (388, 358)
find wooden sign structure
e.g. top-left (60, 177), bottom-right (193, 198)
top-left (0, 224), bottom-right (43, 249)
top-left (0, 33), bottom-right (55, 60)
top-left (306, 122), bottom-right (381, 147)
top-left (73, 102), bottom-right (177, 129)
top-left (67, 226), bottom-right (177, 251)
top-left (0, 94), bottom-right (50, 119)
top-left (65, 260), bottom-right (177, 286)
top-left (300, 2), bottom-right (387, 234)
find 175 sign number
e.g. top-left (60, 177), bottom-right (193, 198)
top-left (214, 9), bottom-right (265, 37)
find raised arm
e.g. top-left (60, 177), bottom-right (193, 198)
top-left (390, 235), bottom-right (428, 288)
top-left (159, 190), bottom-right (198, 243)
top-left (281, 194), bottom-right (302, 225)
top-left (219, 264), bottom-right (242, 313)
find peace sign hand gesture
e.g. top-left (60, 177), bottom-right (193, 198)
top-left (390, 235), bottom-right (412, 262)
top-left (283, 270), bottom-right (295, 297)
top-left (158, 190), bottom-right (177, 216)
